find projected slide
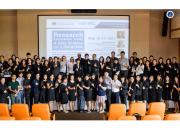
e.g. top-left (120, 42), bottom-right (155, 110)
top-left (38, 16), bottom-right (129, 59)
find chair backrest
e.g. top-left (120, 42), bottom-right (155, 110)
top-left (108, 104), bottom-right (126, 120)
top-left (32, 104), bottom-right (51, 120)
top-left (147, 102), bottom-right (165, 120)
top-left (11, 104), bottom-right (30, 120)
top-left (142, 115), bottom-right (161, 120)
top-left (118, 116), bottom-right (137, 120)
top-left (128, 102), bottom-right (146, 116)
top-left (0, 103), bottom-right (10, 117)
top-left (0, 116), bottom-right (15, 120)
top-left (165, 114), bottom-right (180, 120)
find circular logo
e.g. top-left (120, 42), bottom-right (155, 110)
top-left (166, 10), bottom-right (174, 19)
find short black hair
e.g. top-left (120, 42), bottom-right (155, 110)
top-left (120, 51), bottom-right (125, 54)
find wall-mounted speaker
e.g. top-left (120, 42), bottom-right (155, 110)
top-left (162, 11), bottom-right (169, 36)
top-left (71, 9), bottom-right (97, 14)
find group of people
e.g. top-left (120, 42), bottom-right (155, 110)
top-left (0, 51), bottom-right (179, 113)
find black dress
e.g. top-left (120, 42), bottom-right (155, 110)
top-left (172, 83), bottom-right (179, 102)
top-left (47, 80), bottom-right (55, 102)
top-left (90, 79), bottom-right (98, 101)
top-left (82, 59), bottom-right (91, 76)
top-left (91, 60), bottom-right (99, 77)
top-left (68, 81), bottom-right (76, 101)
top-left (73, 64), bottom-right (84, 78)
top-left (39, 80), bottom-right (47, 103)
top-left (135, 81), bottom-right (143, 101)
top-left (142, 79), bottom-right (149, 101)
top-left (0, 83), bottom-right (9, 103)
top-left (60, 83), bottom-right (68, 104)
top-left (156, 80), bottom-right (163, 102)
top-left (148, 80), bottom-right (156, 103)
top-left (99, 62), bottom-right (105, 76)
top-left (55, 80), bottom-right (61, 102)
top-left (105, 62), bottom-right (113, 78)
top-left (163, 82), bottom-right (172, 100)
top-left (157, 63), bottom-right (165, 78)
top-left (83, 79), bottom-right (92, 101)
top-left (128, 82), bottom-right (136, 101)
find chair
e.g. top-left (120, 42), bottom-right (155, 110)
top-left (0, 103), bottom-right (10, 117)
top-left (147, 102), bottom-right (165, 120)
top-left (108, 104), bottom-right (126, 120)
top-left (0, 116), bottom-right (15, 120)
top-left (141, 115), bottom-right (161, 120)
top-left (11, 104), bottom-right (31, 120)
top-left (118, 116), bottom-right (137, 120)
top-left (32, 104), bottom-right (55, 120)
top-left (165, 114), bottom-right (180, 120)
top-left (128, 102), bottom-right (146, 117)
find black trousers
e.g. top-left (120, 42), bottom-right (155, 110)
top-left (106, 89), bottom-right (112, 111)
top-left (33, 92), bottom-right (39, 104)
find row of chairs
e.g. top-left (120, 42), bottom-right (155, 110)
top-left (108, 102), bottom-right (180, 120)
top-left (0, 103), bottom-right (55, 120)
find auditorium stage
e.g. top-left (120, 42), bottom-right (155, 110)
top-left (55, 111), bottom-right (106, 120)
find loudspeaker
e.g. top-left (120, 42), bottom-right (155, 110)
top-left (162, 12), bottom-right (169, 36)
top-left (71, 9), bottom-right (97, 14)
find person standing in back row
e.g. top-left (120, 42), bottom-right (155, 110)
top-left (119, 51), bottom-right (129, 78)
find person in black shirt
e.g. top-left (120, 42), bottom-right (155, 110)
top-left (132, 52), bottom-right (139, 64)
top-left (156, 74), bottom-right (163, 102)
top-left (91, 54), bottom-right (99, 78)
top-left (0, 77), bottom-right (9, 103)
top-left (142, 75), bottom-right (149, 104)
top-left (26, 58), bottom-right (34, 77)
top-left (47, 74), bottom-right (56, 112)
top-left (149, 55), bottom-right (154, 67)
top-left (83, 54), bottom-right (91, 76)
top-left (33, 58), bottom-right (42, 76)
top-left (0, 55), bottom-right (9, 74)
top-left (76, 76), bottom-right (85, 112)
top-left (99, 56), bottom-right (105, 77)
top-left (73, 59), bottom-right (84, 79)
top-left (112, 58), bottom-right (120, 78)
top-left (83, 74), bottom-right (92, 113)
top-left (55, 74), bottom-right (62, 112)
top-left (144, 60), bottom-right (151, 78)
top-left (150, 59), bottom-right (159, 81)
top-left (135, 75), bottom-right (143, 102)
top-left (60, 77), bottom-right (69, 113)
top-left (110, 51), bottom-right (118, 65)
top-left (24, 72), bottom-right (32, 108)
top-left (164, 59), bottom-right (173, 79)
top-left (42, 60), bottom-right (51, 77)
top-left (172, 76), bottom-right (180, 113)
top-left (19, 59), bottom-right (27, 77)
top-left (75, 53), bottom-right (84, 66)
top-left (128, 76), bottom-right (136, 105)
top-left (172, 57), bottom-right (179, 80)
top-left (148, 75), bottom-right (156, 103)
top-left (163, 75), bottom-right (172, 111)
top-left (51, 57), bottom-right (60, 78)
top-left (39, 74), bottom-right (47, 103)
top-left (68, 75), bottom-right (76, 112)
top-left (90, 74), bottom-right (98, 111)
top-left (157, 57), bottom-right (165, 79)
top-left (120, 76), bottom-right (128, 106)
top-left (32, 73), bottom-right (40, 104)
top-left (105, 56), bottom-right (113, 78)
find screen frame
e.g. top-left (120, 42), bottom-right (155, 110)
top-left (37, 14), bottom-right (130, 59)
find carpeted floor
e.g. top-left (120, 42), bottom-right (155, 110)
top-left (55, 111), bottom-right (106, 120)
